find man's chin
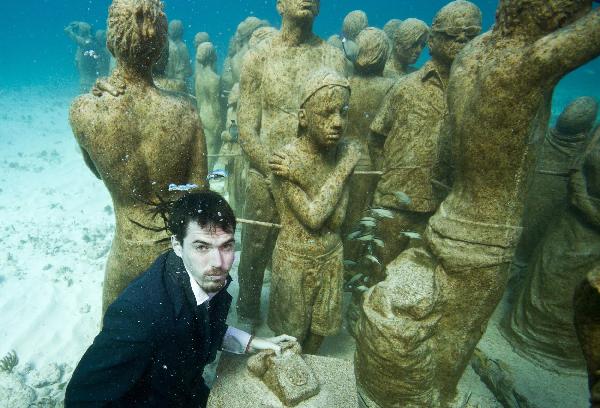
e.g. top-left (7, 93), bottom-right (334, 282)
top-left (200, 279), bottom-right (226, 293)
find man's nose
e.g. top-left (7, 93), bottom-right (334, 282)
top-left (208, 248), bottom-right (223, 269)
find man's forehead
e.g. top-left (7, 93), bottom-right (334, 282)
top-left (184, 222), bottom-right (234, 242)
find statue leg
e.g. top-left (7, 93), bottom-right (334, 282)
top-left (236, 170), bottom-right (278, 329)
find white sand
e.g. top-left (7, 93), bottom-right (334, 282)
top-left (0, 85), bottom-right (590, 407)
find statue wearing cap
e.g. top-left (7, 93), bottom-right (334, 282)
top-left (235, 0), bottom-right (347, 332)
top-left (266, 68), bottom-right (360, 354)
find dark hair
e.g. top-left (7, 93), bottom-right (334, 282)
top-left (131, 190), bottom-right (236, 244)
top-left (168, 191), bottom-right (236, 243)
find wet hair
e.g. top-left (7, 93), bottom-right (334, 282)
top-left (166, 191), bottom-right (236, 243)
top-left (107, 0), bottom-right (167, 68)
top-left (133, 191), bottom-right (236, 244)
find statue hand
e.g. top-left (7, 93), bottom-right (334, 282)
top-left (92, 77), bottom-right (126, 97)
top-left (269, 151), bottom-right (301, 184)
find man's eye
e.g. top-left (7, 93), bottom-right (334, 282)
top-left (222, 242), bottom-right (235, 251)
top-left (196, 245), bottom-right (210, 251)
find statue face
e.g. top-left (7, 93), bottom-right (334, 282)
top-left (301, 86), bottom-right (350, 149)
top-left (277, 0), bottom-right (320, 21)
top-left (429, 13), bottom-right (481, 64)
top-left (395, 33), bottom-right (428, 65)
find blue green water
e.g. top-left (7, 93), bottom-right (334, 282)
top-left (2, 1), bottom-right (597, 106)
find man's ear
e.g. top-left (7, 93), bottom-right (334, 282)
top-left (298, 108), bottom-right (307, 128)
top-left (171, 236), bottom-right (183, 258)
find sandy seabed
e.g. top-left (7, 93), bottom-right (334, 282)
top-left (0, 84), bottom-right (590, 407)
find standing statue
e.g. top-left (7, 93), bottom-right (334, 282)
top-left (268, 69), bottom-right (359, 354)
top-left (94, 29), bottom-right (111, 77)
top-left (369, 3), bottom-right (482, 277)
top-left (236, 0), bottom-right (347, 331)
top-left (505, 129), bottom-right (600, 371)
top-left (69, 0), bottom-right (208, 314)
top-left (195, 42), bottom-right (222, 169)
top-left (165, 19), bottom-right (193, 87)
top-left (152, 44), bottom-right (187, 93)
top-left (221, 17), bottom-right (270, 96)
top-left (575, 264), bottom-right (600, 407)
top-left (356, 0), bottom-right (600, 406)
top-left (194, 31), bottom-right (210, 49)
top-left (215, 83), bottom-right (246, 213)
top-left (511, 97), bottom-right (598, 274)
top-left (64, 21), bottom-right (98, 93)
top-left (383, 18), bottom-right (429, 79)
top-left (341, 27), bottom-right (394, 267)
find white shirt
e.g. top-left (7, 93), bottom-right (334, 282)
top-left (187, 272), bottom-right (252, 354)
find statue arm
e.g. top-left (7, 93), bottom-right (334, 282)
top-left (276, 143), bottom-right (359, 231)
top-left (238, 51), bottom-right (269, 176)
top-left (532, 7), bottom-right (600, 80)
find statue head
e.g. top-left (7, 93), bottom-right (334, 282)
top-left (383, 18), bottom-right (402, 42)
top-left (298, 69), bottom-right (350, 150)
top-left (393, 18), bottom-right (429, 66)
top-left (327, 34), bottom-right (343, 50)
top-left (107, 0), bottom-right (167, 70)
top-left (276, 0), bottom-right (320, 22)
top-left (168, 19), bottom-right (184, 40)
top-left (196, 42), bottom-right (217, 68)
top-left (194, 31), bottom-right (210, 48)
top-left (429, 0), bottom-right (482, 65)
top-left (237, 16), bottom-right (270, 42)
top-left (249, 26), bottom-right (278, 49)
top-left (342, 10), bottom-right (368, 40)
top-left (495, 0), bottom-right (591, 37)
top-left (79, 22), bottom-right (93, 38)
top-left (556, 96), bottom-right (598, 135)
top-left (354, 28), bottom-right (390, 76)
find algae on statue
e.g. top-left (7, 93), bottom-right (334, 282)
top-left (383, 18), bottom-right (429, 79)
top-left (235, 0), bottom-right (347, 332)
top-left (268, 69), bottom-right (359, 354)
top-left (69, 0), bottom-right (208, 315)
top-left (356, 0), bottom-right (600, 406)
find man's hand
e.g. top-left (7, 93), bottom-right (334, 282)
top-left (249, 334), bottom-right (296, 355)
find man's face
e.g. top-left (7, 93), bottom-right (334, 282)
top-left (277, 0), bottom-right (320, 21)
top-left (430, 14), bottom-right (481, 64)
top-left (172, 222), bottom-right (235, 293)
top-left (396, 34), bottom-right (428, 65)
top-left (301, 86), bottom-right (350, 149)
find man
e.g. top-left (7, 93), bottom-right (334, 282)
top-left (268, 69), bottom-right (360, 354)
top-left (165, 19), bottom-right (193, 86)
top-left (369, 1), bottom-right (482, 277)
top-left (70, 0), bottom-right (207, 314)
top-left (65, 191), bottom-right (294, 407)
top-left (236, 0), bottom-right (347, 331)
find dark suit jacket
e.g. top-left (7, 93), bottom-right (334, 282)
top-left (65, 250), bottom-right (232, 407)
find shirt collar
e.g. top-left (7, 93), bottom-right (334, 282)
top-left (187, 271), bottom-right (217, 306)
top-left (420, 60), bottom-right (447, 90)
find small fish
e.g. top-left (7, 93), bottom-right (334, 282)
top-left (207, 170), bottom-right (228, 180)
top-left (168, 183), bottom-right (198, 191)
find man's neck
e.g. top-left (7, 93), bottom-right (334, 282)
top-left (114, 63), bottom-right (154, 86)
top-left (280, 18), bottom-right (314, 46)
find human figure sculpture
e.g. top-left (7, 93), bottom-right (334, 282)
top-left (342, 10), bottom-right (368, 41)
top-left (221, 17), bottom-right (270, 96)
top-left (152, 44), bottom-right (187, 93)
top-left (505, 130), bottom-right (600, 371)
top-left (369, 2), bottom-right (481, 277)
top-left (195, 42), bottom-right (223, 169)
top-left (383, 18), bottom-right (402, 40)
top-left (356, 0), bottom-right (600, 405)
top-left (64, 21), bottom-right (98, 93)
top-left (511, 97), bottom-right (598, 274)
top-left (166, 19), bottom-right (193, 86)
top-left (383, 18), bottom-right (429, 78)
top-left (236, 0), bottom-right (346, 331)
top-left (194, 31), bottom-right (210, 49)
top-left (341, 28), bottom-right (394, 267)
top-left (69, 0), bottom-right (208, 314)
top-left (575, 265), bottom-right (600, 407)
top-left (94, 29), bottom-right (111, 77)
top-left (267, 69), bottom-right (359, 354)
top-left (215, 84), bottom-right (246, 213)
